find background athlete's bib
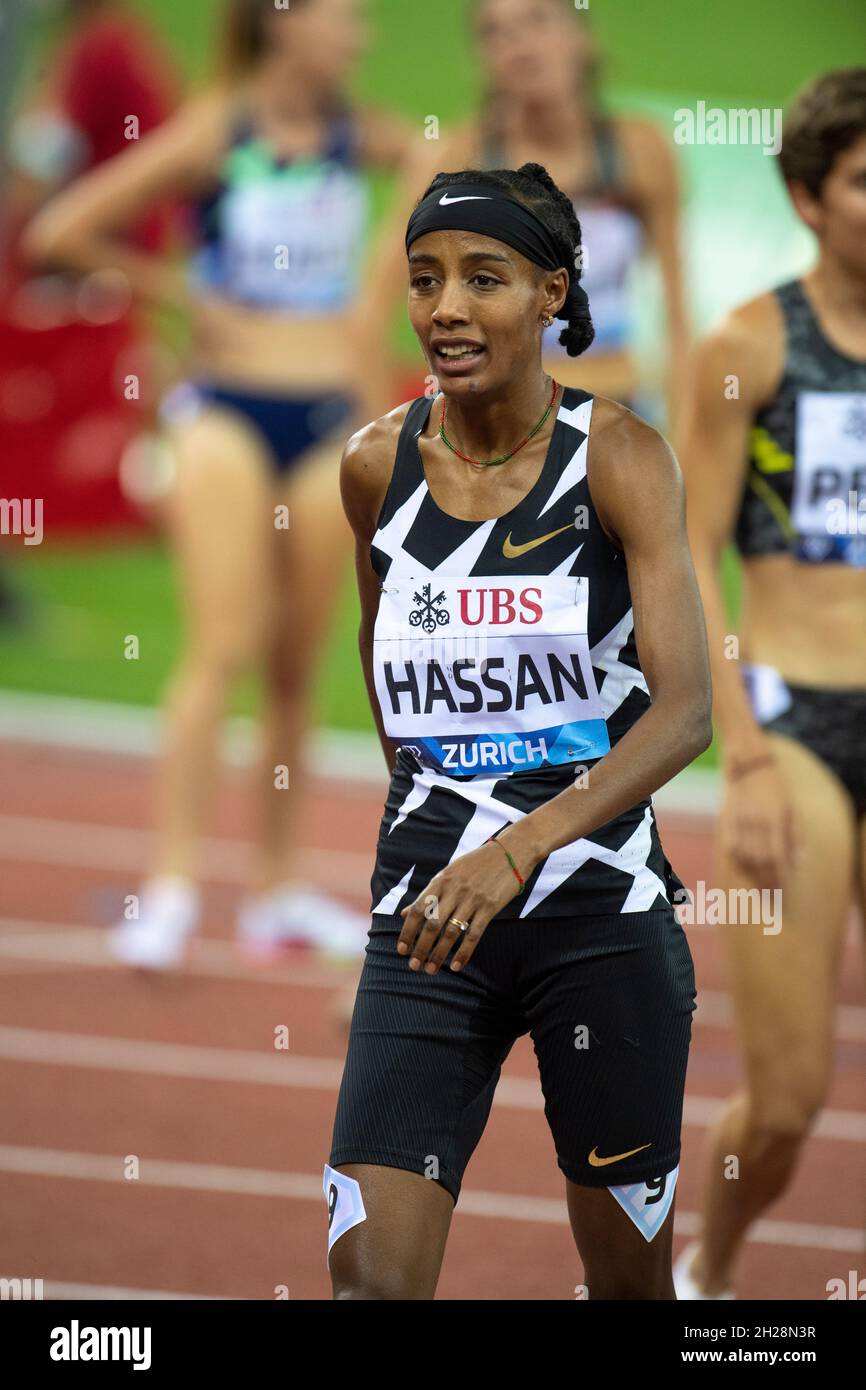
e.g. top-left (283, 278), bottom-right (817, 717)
top-left (218, 165), bottom-right (368, 311)
top-left (792, 392), bottom-right (866, 565)
top-left (373, 574), bottom-right (610, 776)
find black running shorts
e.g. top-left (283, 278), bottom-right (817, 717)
top-left (329, 908), bottom-right (696, 1202)
top-left (759, 682), bottom-right (866, 818)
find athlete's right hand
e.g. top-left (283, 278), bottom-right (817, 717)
top-left (719, 759), bottom-right (800, 888)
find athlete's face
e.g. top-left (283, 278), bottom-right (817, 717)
top-left (407, 230), bottom-right (567, 398)
top-left (790, 132), bottom-right (866, 280)
top-left (263, 0), bottom-right (369, 90)
top-left (474, 0), bottom-right (591, 104)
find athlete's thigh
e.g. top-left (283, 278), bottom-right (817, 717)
top-left (718, 731), bottom-right (856, 1097)
top-left (857, 813), bottom-right (866, 966)
top-left (327, 1163), bottom-right (454, 1300)
top-left (165, 409), bottom-right (275, 659)
top-left (328, 918), bottom-right (520, 1229)
top-left (273, 434), bottom-right (353, 663)
top-left (525, 911), bottom-right (695, 1195)
top-left (524, 911), bottom-right (692, 1293)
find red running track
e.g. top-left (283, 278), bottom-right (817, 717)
top-left (0, 739), bottom-right (863, 1300)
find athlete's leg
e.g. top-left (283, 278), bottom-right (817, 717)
top-left (527, 909), bottom-right (695, 1300)
top-left (326, 916), bottom-right (522, 1299)
top-left (328, 1164), bottom-right (454, 1300)
top-left (154, 409), bottom-right (273, 879)
top-left (258, 434), bottom-right (353, 891)
top-left (690, 733), bottom-right (856, 1295)
top-left (856, 813), bottom-right (866, 979)
top-left (566, 1182), bottom-right (676, 1300)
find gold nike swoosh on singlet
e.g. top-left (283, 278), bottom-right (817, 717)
top-left (587, 1143), bottom-right (652, 1168)
top-left (501, 523), bottom-right (574, 558)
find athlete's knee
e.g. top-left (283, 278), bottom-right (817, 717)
top-left (189, 628), bottom-right (267, 684)
top-left (330, 1271), bottom-right (415, 1301)
top-left (329, 1247), bottom-right (420, 1302)
top-left (584, 1267), bottom-right (673, 1301)
top-left (267, 647), bottom-right (308, 701)
top-left (746, 1071), bottom-right (827, 1148)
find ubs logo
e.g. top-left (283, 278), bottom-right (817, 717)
top-left (458, 587), bottom-right (544, 626)
top-left (409, 584), bottom-right (451, 633)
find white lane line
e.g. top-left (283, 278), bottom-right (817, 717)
top-left (0, 814), bottom-right (372, 888)
top-left (0, 693), bottom-right (387, 786)
top-left (4, 816), bottom-right (863, 955)
top-left (0, 921), bottom-right (361, 986)
top-left (0, 1144), bottom-right (859, 1253)
top-left (1, 919), bottom-right (864, 1044)
top-left (4, 1281), bottom-right (228, 1301)
top-left (0, 1025), bottom-right (345, 1090)
top-left (0, 1025), bottom-right (863, 1140)
top-left (0, 692), bottom-right (720, 812)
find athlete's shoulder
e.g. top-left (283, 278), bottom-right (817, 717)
top-left (340, 398), bottom-right (420, 539)
top-left (589, 395), bottom-right (674, 465)
top-left (615, 114), bottom-right (672, 158)
top-left (404, 120), bottom-right (477, 184)
top-left (354, 105), bottom-right (416, 171)
top-left (156, 87), bottom-right (236, 173)
top-left (712, 289), bottom-right (784, 349)
top-left (613, 116), bottom-right (677, 194)
top-left (694, 291), bottom-right (785, 405)
top-left (586, 397), bottom-right (681, 535)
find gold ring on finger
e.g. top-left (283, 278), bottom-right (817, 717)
top-left (448, 917), bottom-right (470, 933)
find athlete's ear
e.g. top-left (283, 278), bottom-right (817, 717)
top-left (786, 179), bottom-right (824, 236)
top-left (540, 267), bottom-right (568, 322)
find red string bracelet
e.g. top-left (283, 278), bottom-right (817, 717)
top-left (487, 835), bottom-right (526, 895)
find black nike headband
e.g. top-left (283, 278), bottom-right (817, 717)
top-left (405, 182), bottom-right (590, 321)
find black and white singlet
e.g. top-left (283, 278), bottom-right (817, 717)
top-left (368, 386), bottom-right (685, 919)
top-left (736, 279), bottom-right (866, 566)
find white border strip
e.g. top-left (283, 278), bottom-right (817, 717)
top-left (0, 1023), bottom-right (863, 1138)
top-left (0, 1144), bottom-right (859, 1253)
top-left (0, 690), bottom-right (720, 812)
top-left (40, 1282), bottom-right (226, 1301)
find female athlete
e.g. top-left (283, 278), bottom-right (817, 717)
top-left (25, 0), bottom-right (414, 965)
top-left (324, 161), bottom-right (712, 1299)
top-left (675, 69), bottom-right (866, 1299)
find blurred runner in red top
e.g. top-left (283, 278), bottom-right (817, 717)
top-left (54, 0), bottom-right (177, 249)
top-left (0, 0), bottom-right (180, 532)
top-left (5, 0), bottom-right (179, 255)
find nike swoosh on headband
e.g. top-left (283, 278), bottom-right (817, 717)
top-left (438, 193), bottom-right (493, 204)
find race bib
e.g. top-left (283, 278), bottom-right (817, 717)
top-left (792, 392), bottom-right (866, 565)
top-left (373, 574), bottom-right (610, 776)
top-left (608, 1166), bottom-right (679, 1243)
top-left (221, 167), bottom-right (367, 310)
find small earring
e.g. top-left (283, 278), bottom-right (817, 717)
top-left (541, 314), bottom-right (553, 327)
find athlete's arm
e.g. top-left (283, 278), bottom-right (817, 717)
top-left (340, 409), bottom-right (408, 774)
top-left (677, 297), bottom-right (798, 882)
top-left (621, 118), bottom-right (691, 429)
top-left (498, 404), bottom-right (712, 877)
top-left (678, 300), bottom-right (782, 762)
top-left (21, 93), bottom-right (228, 309)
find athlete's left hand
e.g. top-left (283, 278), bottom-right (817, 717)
top-left (397, 838), bottom-right (529, 974)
